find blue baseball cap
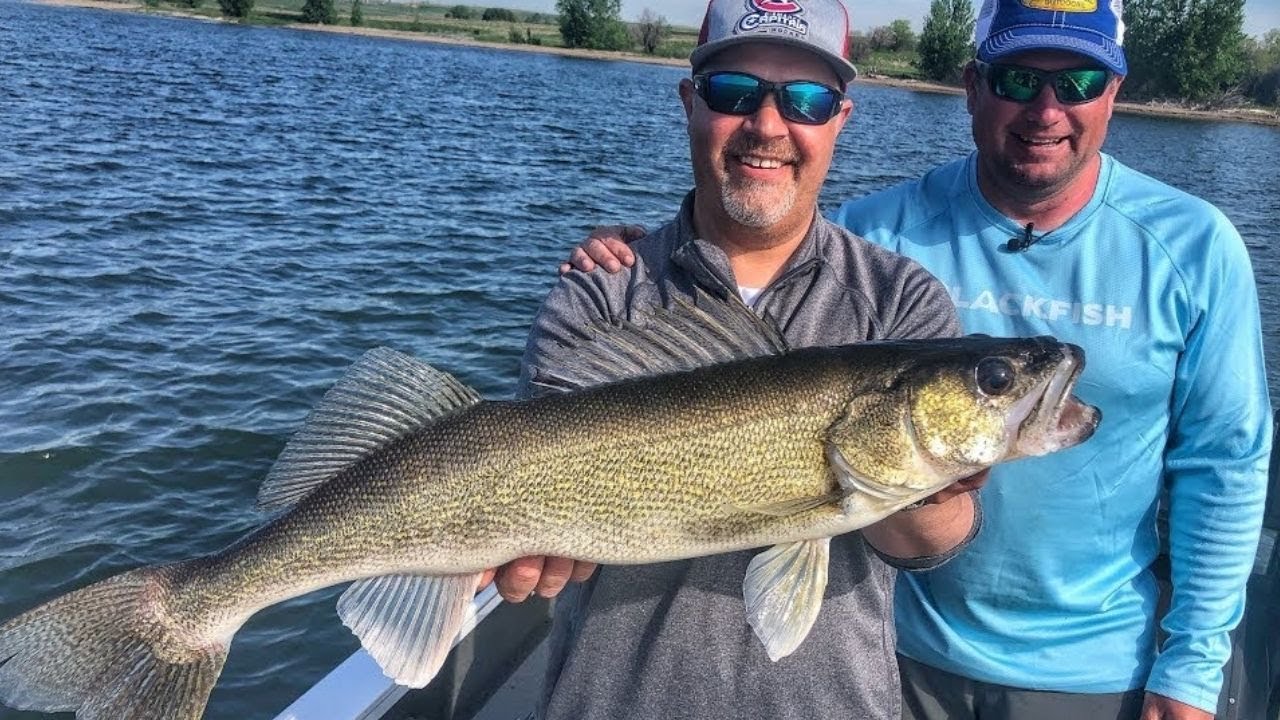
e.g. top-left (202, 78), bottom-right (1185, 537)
top-left (974, 0), bottom-right (1128, 76)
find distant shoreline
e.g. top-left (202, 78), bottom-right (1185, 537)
top-left (33, 0), bottom-right (1280, 129)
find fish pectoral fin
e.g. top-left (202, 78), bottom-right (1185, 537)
top-left (337, 572), bottom-right (483, 688)
top-left (826, 442), bottom-right (914, 501)
top-left (742, 538), bottom-right (830, 661)
top-left (730, 491), bottom-right (843, 517)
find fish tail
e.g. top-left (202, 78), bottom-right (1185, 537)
top-left (0, 561), bottom-right (229, 720)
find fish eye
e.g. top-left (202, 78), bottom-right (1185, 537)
top-left (975, 357), bottom-right (1016, 396)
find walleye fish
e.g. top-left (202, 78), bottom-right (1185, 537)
top-left (0, 299), bottom-right (1099, 719)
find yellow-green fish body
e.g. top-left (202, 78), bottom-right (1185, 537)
top-left (0, 300), bottom-right (1099, 719)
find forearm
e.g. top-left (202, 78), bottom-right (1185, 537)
top-left (862, 491), bottom-right (978, 565)
top-left (1147, 231), bottom-right (1272, 711)
top-left (1146, 464), bottom-right (1268, 711)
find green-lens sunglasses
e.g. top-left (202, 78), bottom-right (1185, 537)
top-left (693, 71), bottom-right (843, 125)
top-left (975, 60), bottom-right (1113, 105)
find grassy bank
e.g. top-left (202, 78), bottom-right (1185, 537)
top-left (32, 0), bottom-right (1280, 128)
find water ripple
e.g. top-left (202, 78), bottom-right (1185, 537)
top-left (0, 2), bottom-right (1277, 719)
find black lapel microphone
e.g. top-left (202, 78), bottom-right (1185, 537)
top-left (1006, 222), bottom-right (1039, 252)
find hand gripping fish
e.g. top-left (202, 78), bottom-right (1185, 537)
top-left (0, 298), bottom-right (1099, 719)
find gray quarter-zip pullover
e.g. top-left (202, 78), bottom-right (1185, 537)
top-left (517, 192), bottom-right (965, 720)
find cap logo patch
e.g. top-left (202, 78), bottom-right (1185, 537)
top-left (738, 0), bottom-right (809, 36)
top-left (1020, 0), bottom-right (1098, 11)
top-left (752, 0), bottom-right (801, 12)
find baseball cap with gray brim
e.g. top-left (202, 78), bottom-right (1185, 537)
top-left (974, 0), bottom-right (1128, 76)
top-left (690, 0), bottom-right (858, 85)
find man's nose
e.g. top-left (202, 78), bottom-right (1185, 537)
top-left (743, 91), bottom-right (789, 137)
top-left (1022, 82), bottom-right (1069, 121)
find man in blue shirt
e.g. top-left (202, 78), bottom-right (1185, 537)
top-left (560, 1), bottom-right (1271, 718)
top-left (832, 2), bottom-right (1271, 718)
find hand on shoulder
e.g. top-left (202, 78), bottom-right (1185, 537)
top-left (558, 225), bottom-right (646, 275)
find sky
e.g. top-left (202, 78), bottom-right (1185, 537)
top-left (478, 1), bottom-right (1279, 38)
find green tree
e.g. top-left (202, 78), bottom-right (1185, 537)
top-left (869, 25), bottom-right (897, 51)
top-left (350, 0), bottom-right (363, 26)
top-left (847, 31), bottom-right (873, 64)
top-left (218, 0), bottom-right (252, 18)
top-left (1125, 0), bottom-right (1249, 102)
top-left (555, 0), bottom-right (629, 50)
top-left (889, 19), bottom-right (916, 51)
top-left (482, 7), bottom-right (516, 21)
top-left (1261, 29), bottom-right (1280, 65)
top-left (632, 8), bottom-right (669, 55)
top-left (301, 0), bottom-right (336, 23)
top-left (916, 0), bottom-right (975, 82)
top-left (446, 4), bottom-right (473, 19)
top-left (1242, 30), bottom-right (1280, 106)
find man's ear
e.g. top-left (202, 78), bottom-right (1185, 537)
top-left (679, 77), bottom-right (696, 122)
top-left (833, 97), bottom-right (854, 132)
top-left (1099, 74), bottom-right (1124, 120)
top-left (962, 61), bottom-right (980, 115)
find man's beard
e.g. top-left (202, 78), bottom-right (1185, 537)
top-left (720, 177), bottom-right (798, 228)
top-left (718, 138), bottom-right (799, 228)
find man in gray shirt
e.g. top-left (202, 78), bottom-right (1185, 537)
top-left (487, 1), bottom-right (984, 717)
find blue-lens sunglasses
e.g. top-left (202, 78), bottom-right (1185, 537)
top-left (693, 71), bottom-right (844, 125)
top-left (974, 60), bottom-right (1113, 105)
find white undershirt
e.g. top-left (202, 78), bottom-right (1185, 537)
top-left (738, 286), bottom-right (763, 307)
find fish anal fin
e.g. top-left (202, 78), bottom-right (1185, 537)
top-left (743, 538), bottom-right (830, 661)
top-left (337, 572), bottom-right (483, 688)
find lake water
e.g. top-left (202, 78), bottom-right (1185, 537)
top-left (1, 1), bottom-right (1278, 718)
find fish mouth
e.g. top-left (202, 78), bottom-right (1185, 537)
top-left (1018, 343), bottom-right (1101, 455)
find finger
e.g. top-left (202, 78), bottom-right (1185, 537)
top-left (923, 479), bottom-right (981, 507)
top-left (958, 469), bottom-right (990, 491)
top-left (602, 238), bottom-right (635, 268)
top-left (621, 224), bottom-right (647, 243)
top-left (931, 470), bottom-right (989, 503)
top-left (583, 238), bottom-right (621, 273)
top-left (924, 486), bottom-right (964, 506)
top-left (568, 247), bottom-right (596, 273)
top-left (558, 262), bottom-right (571, 276)
top-left (477, 568), bottom-right (496, 591)
top-left (586, 224), bottom-right (626, 241)
top-left (569, 561), bottom-right (598, 583)
top-left (534, 556), bottom-right (577, 598)
top-left (495, 556), bottom-right (546, 603)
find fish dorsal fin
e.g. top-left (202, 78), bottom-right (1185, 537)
top-left (743, 538), bottom-right (831, 662)
top-left (257, 348), bottom-right (482, 511)
top-left (531, 293), bottom-right (789, 392)
top-left (337, 572), bottom-right (484, 688)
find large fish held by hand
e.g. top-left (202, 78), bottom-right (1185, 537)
top-left (0, 298), bottom-right (1099, 719)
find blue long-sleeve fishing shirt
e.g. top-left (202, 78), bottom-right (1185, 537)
top-left (833, 151), bottom-right (1271, 712)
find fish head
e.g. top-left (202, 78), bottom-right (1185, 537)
top-left (827, 335), bottom-right (1100, 498)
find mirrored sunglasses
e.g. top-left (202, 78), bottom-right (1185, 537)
top-left (975, 60), bottom-right (1112, 105)
top-left (693, 71), bottom-right (843, 125)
